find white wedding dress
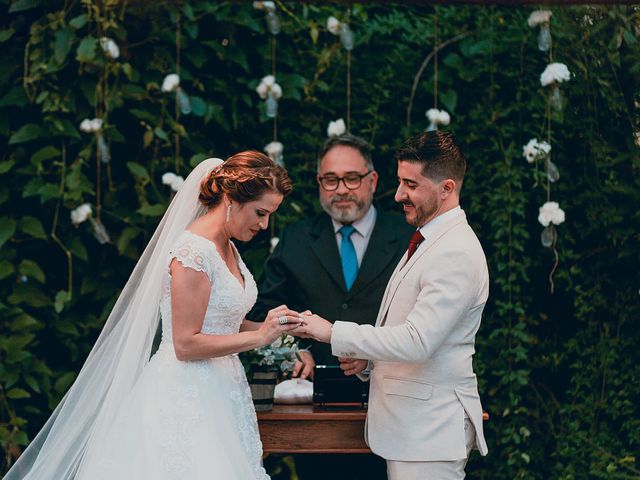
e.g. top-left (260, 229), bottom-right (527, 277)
top-left (76, 230), bottom-right (269, 479)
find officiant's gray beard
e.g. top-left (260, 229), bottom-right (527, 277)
top-left (320, 194), bottom-right (372, 224)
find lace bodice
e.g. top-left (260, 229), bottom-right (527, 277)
top-left (160, 231), bottom-right (258, 343)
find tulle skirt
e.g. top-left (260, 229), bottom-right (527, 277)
top-left (76, 343), bottom-right (269, 479)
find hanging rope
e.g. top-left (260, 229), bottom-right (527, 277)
top-left (272, 34), bottom-right (278, 141)
top-left (346, 4), bottom-right (352, 132)
top-left (433, 10), bottom-right (438, 110)
top-left (174, 12), bottom-right (182, 173)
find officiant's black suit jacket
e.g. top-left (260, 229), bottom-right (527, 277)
top-left (249, 209), bottom-right (413, 365)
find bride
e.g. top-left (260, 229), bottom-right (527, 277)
top-left (5, 151), bottom-right (303, 479)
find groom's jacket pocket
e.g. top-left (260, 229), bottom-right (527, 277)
top-left (383, 377), bottom-right (433, 400)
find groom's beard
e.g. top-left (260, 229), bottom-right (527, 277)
top-left (320, 193), bottom-right (372, 224)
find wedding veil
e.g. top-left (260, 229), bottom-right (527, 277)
top-left (5, 157), bottom-right (224, 479)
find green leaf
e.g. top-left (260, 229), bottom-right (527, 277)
top-left (76, 36), bottom-right (97, 62)
top-left (54, 371), bottom-right (76, 393)
top-left (116, 226), bottom-right (139, 255)
top-left (31, 146), bottom-right (60, 166)
top-left (0, 159), bottom-right (15, 174)
top-left (51, 119), bottom-right (80, 138)
top-left (0, 259), bottom-right (15, 280)
top-left (68, 236), bottom-right (88, 261)
top-left (20, 216), bottom-right (47, 239)
top-left (8, 0), bottom-right (41, 13)
top-left (54, 290), bottom-right (70, 313)
top-left (9, 123), bottom-right (43, 144)
top-left (54, 28), bottom-right (74, 64)
top-left (137, 204), bottom-right (166, 216)
top-left (0, 87), bottom-right (28, 108)
top-left (126, 161), bottom-right (150, 180)
top-left (190, 96), bottom-right (207, 116)
top-left (6, 388), bottom-right (30, 399)
top-left (0, 28), bottom-right (15, 43)
top-left (0, 217), bottom-right (17, 248)
top-left (439, 90), bottom-right (458, 114)
top-left (19, 259), bottom-right (45, 283)
top-left (189, 153), bottom-right (209, 167)
top-left (153, 127), bottom-right (169, 141)
top-left (69, 14), bottom-right (88, 29)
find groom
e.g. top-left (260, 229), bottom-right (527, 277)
top-left (294, 130), bottom-right (489, 480)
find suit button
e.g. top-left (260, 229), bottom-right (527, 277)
top-left (341, 303), bottom-right (349, 310)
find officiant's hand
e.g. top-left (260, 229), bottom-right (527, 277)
top-left (292, 314), bottom-right (332, 343)
top-left (292, 350), bottom-right (315, 380)
top-left (339, 357), bottom-right (368, 376)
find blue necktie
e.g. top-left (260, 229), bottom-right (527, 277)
top-left (339, 225), bottom-right (358, 291)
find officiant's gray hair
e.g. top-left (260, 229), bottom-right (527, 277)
top-left (317, 134), bottom-right (374, 172)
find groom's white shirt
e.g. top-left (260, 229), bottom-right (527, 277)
top-left (331, 207), bottom-right (489, 462)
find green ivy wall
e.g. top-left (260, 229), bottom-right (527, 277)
top-left (1, 2), bottom-right (639, 478)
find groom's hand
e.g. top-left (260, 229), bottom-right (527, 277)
top-left (339, 357), bottom-right (368, 376)
top-left (292, 350), bottom-right (315, 380)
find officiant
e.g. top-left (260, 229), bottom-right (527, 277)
top-left (249, 133), bottom-right (412, 480)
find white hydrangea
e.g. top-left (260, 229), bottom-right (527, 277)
top-left (256, 75), bottom-right (282, 100)
top-left (528, 10), bottom-right (552, 28)
top-left (540, 63), bottom-right (571, 87)
top-left (99, 37), bottom-right (120, 59)
top-left (270, 236), bottom-right (280, 253)
top-left (79, 118), bottom-right (103, 133)
top-left (538, 201), bottom-right (565, 227)
top-left (327, 118), bottom-right (346, 137)
top-left (264, 141), bottom-right (283, 160)
top-left (162, 172), bottom-right (184, 192)
top-left (71, 203), bottom-right (92, 225)
top-left (162, 73), bottom-right (180, 93)
top-left (522, 138), bottom-right (551, 163)
top-left (253, 1), bottom-right (275, 12)
top-left (327, 16), bottom-right (341, 35)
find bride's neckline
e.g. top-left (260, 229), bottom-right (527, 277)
top-left (184, 230), bottom-right (246, 290)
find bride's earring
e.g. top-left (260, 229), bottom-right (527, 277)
top-left (226, 203), bottom-right (231, 223)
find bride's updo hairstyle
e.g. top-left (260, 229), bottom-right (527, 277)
top-left (199, 150), bottom-right (292, 208)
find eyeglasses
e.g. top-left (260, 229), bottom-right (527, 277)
top-left (318, 171), bottom-right (373, 191)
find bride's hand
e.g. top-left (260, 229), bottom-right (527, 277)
top-left (259, 305), bottom-right (303, 345)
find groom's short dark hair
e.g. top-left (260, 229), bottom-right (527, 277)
top-left (317, 134), bottom-right (373, 172)
top-left (395, 130), bottom-right (466, 190)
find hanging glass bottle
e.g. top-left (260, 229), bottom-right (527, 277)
top-left (538, 23), bottom-right (551, 52)
top-left (265, 93), bottom-right (278, 118)
top-left (541, 225), bottom-right (556, 248)
top-left (266, 11), bottom-right (281, 35)
top-left (177, 87), bottom-right (192, 115)
top-left (90, 218), bottom-right (111, 244)
top-left (97, 132), bottom-right (110, 164)
top-left (550, 83), bottom-right (563, 111)
top-left (546, 159), bottom-right (560, 183)
top-left (339, 23), bottom-right (354, 51)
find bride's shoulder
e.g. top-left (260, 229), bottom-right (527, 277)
top-left (168, 231), bottom-right (218, 277)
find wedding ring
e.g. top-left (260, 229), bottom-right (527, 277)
top-left (278, 316), bottom-right (288, 325)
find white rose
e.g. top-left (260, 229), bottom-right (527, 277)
top-left (70, 203), bottom-right (92, 225)
top-left (100, 37), bottom-right (120, 59)
top-left (426, 108), bottom-right (440, 123)
top-left (327, 118), bottom-right (346, 137)
top-left (540, 62), bottom-right (571, 86)
top-left (523, 139), bottom-right (539, 163)
top-left (89, 118), bottom-right (103, 132)
top-left (270, 83), bottom-right (282, 100)
top-left (527, 10), bottom-right (552, 28)
top-left (256, 82), bottom-right (269, 99)
top-left (327, 16), bottom-right (341, 35)
top-left (438, 110), bottom-right (451, 126)
top-left (162, 73), bottom-right (180, 92)
top-left (538, 201), bottom-right (565, 227)
top-left (270, 236), bottom-right (280, 253)
top-left (79, 118), bottom-right (93, 133)
top-left (264, 141), bottom-right (283, 158)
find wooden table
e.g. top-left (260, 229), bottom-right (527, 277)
top-left (257, 404), bottom-right (371, 454)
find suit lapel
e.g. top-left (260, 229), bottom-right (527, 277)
top-left (349, 213), bottom-right (400, 296)
top-left (309, 215), bottom-right (346, 291)
top-left (378, 210), bottom-right (468, 326)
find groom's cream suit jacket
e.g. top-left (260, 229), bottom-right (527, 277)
top-left (331, 207), bottom-right (489, 462)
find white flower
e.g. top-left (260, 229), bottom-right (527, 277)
top-left (327, 118), bottom-right (346, 137)
top-left (634, 131), bottom-right (640, 148)
top-left (256, 75), bottom-right (282, 100)
top-left (270, 83), bottom-right (282, 99)
top-left (270, 236), bottom-right (280, 253)
top-left (425, 108), bottom-right (451, 129)
top-left (540, 63), bottom-right (571, 86)
top-left (271, 336), bottom-right (283, 348)
top-left (162, 172), bottom-right (184, 192)
top-left (71, 203), bottom-right (92, 225)
top-left (264, 141), bottom-right (283, 159)
top-left (79, 118), bottom-right (103, 133)
top-left (162, 73), bottom-right (180, 93)
top-left (522, 138), bottom-right (551, 163)
top-left (528, 10), bottom-right (552, 28)
top-left (253, 1), bottom-right (275, 12)
top-left (99, 37), bottom-right (120, 59)
top-left (327, 16), bottom-right (341, 35)
top-left (538, 201), bottom-right (565, 227)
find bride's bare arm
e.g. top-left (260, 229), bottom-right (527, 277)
top-left (240, 319), bottom-right (262, 332)
top-left (170, 261), bottom-right (301, 361)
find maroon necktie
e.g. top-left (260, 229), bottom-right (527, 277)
top-left (407, 230), bottom-right (425, 260)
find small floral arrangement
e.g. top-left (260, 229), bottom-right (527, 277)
top-left (327, 118), bottom-right (346, 137)
top-left (527, 10), bottom-right (552, 28)
top-left (243, 334), bottom-right (302, 378)
top-left (264, 141), bottom-right (284, 167)
top-left (540, 62), bottom-right (571, 87)
top-left (425, 108), bottom-right (451, 131)
top-left (538, 201), bottom-right (565, 227)
top-left (99, 37), bottom-right (120, 59)
top-left (522, 138), bottom-right (551, 163)
top-left (162, 172), bottom-right (184, 192)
